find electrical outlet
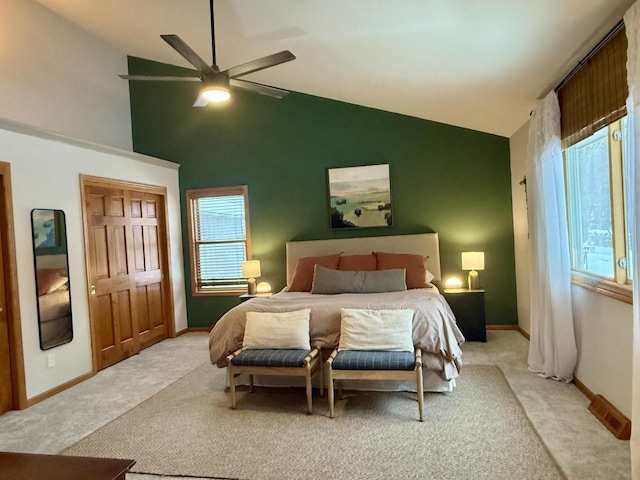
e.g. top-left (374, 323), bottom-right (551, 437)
top-left (47, 353), bottom-right (55, 367)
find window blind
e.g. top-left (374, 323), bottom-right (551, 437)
top-left (192, 194), bottom-right (247, 288)
top-left (558, 25), bottom-right (628, 149)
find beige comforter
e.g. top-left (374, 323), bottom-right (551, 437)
top-left (208, 289), bottom-right (465, 380)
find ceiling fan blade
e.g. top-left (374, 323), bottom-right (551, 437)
top-left (230, 78), bottom-right (289, 99)
top-left (161, 34), bottom-right (219, 75)
top-left (224, 51), bottom-right (296, 79)
top-left (119, 74), bottom-right (201, 82)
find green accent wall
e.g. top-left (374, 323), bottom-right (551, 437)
top-left (127, 56), bottom-right (517, 328)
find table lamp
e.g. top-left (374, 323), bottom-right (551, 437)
top-left (461, 251), bottom-right (484, 289)
top-left (242, 260), bottom-right (261, 295)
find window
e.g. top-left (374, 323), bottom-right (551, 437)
top-left (186, 186), bottom-right (251, 295)
top-left (565, 119), bottom-right (633, 289)
top-left (559, 23), bottom-right (633, 303)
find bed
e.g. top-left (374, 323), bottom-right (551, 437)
top-left (208, 233), bottom-right (465, 391)
top-left (36, 267), bottom-right (72, 349)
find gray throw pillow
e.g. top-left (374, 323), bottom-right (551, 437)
top-left (311, 264), bottom-right (407, 294)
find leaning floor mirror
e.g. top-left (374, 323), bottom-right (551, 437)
top-left (31, 208), bottom-right (73, 350)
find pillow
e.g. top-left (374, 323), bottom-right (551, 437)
top-left (288, 253), bottom-right (342, 292)
top-left (46, 276), bottom-right (69, 294)
top-left (374, 252), bottom-right (431, 289)
top-left (36, 268), bottom-right (67, 296)
top-left (426, 270), bottom-right (435, 284)
top-left (311, 264), bottom-right (406, 294)
top-left (243, 309), bottom-right (311, 350)
top-left (338, 308), bottom-right (414, 352)
top-left (338, 254), bottom-right (377, 271)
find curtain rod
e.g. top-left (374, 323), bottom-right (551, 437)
top-left (554, 19), bottom-right (624, 92)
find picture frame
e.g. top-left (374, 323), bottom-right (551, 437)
top-left (327, 163), bottom-right (392, 229)
top-left (31, 209), bottom-right (61, 250)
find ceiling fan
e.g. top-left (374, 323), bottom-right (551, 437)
top-left (119, 0), bottom-right (296, 106)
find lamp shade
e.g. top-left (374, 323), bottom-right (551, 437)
top-left (461, 252), bottom-right (484, 271)
top-left (242, 260), bottom-right (261, 279)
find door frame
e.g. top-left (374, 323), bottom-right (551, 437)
top-left (0, 162), bottom-right (27, 409)
top-left (80, 175), bottom-right (176, 372)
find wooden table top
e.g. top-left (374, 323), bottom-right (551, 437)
top-left (0, 451), bottom-right (135, 480)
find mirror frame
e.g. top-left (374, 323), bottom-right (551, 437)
top-left (31, 208), bottom-right (73, 350)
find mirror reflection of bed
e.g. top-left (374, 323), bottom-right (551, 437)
top-left (209, 233), bottom-right (465, 395)
top-left (31, 209), bottom-right (73, 350)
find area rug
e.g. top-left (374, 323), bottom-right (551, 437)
top-left (63, 363), bottom-right (565, 479)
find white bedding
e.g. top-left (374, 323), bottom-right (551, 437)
top-left (38, 288), bottom-right (71, 323)
top-left (208, 288), bottom-right (464, 381)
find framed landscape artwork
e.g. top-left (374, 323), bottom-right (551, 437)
top-left (328, 163), bottom-right (392, 229)
top-left (32, 209), bottom-right (60, 249)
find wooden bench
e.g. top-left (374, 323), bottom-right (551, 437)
top-left (326, 348), bottom-right (424, 422)
top-left (227, 347), bottom-right (323, 414)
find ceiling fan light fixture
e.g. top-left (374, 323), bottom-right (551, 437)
top-left (201, 85), bottom-right (230, 103)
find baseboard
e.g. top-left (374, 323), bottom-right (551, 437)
top-left (572, 377), bottom-right (595, 401)
top-left (517, 326), bottom-right (530, 340)
top-left (588, 394), bottom-right (631, 440)
top-left (176, 327), bottom-right (210, 337)
top-left (485, 324), bottom-right (530, 340)
top-left (26, 370), bottom-right (95, 408)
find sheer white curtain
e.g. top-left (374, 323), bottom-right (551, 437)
top-left (526, 91), bottom-right (577, 382)
top-left (624, 3), bottom-right (640, 475)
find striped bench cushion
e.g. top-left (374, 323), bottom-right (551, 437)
top-left (333, 350), bottom-right (415, 371)
top-left (231, 349), bottom-right (312, 367)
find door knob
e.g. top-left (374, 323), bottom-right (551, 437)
top-left (90, 285), bottom-right (96, 295)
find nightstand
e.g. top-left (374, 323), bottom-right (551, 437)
top-left (239, 292), bottom-right (273, 303)
top-left (442, 288), bottom-right (487, 342)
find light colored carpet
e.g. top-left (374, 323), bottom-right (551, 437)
top-left (63, 363), bottom-right (565, 480)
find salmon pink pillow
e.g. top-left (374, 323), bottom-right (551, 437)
top-left (374, 251), bottom-right (430, 289)
top-left (288, 253), bottom-right (342, 292)
top-left (36, 268), bottom-right (65, 296)
top-left (338, 254), bottom-right (377, 271)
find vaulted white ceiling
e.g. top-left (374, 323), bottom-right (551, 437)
top-left (34, 0), bottom-right (634, 137)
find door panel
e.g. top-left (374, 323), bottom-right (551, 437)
top-left (116, 290), bottom-right (134, 343)
top-left (87, 187), bottom-right (139, 370)
top-left (85, 183), bottom-right (170, 370)
top-left (130, 193), bottom-right (166, 350)
top-left (92, 227), bottom-right (109, 279)
top-left (95, 294), bottom-right (114, 349)
top-left (136, 285), bottom-right (150, 334)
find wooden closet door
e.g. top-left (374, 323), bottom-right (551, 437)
top-left (0, 222), bottom-right (12, 414)
top-left (87, 186), bottom-right (140, 370)
top-left (130, 192), bottom-right (167, 349)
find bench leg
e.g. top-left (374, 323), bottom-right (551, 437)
top-left (417, 366), bottom-right (424, 422)
top-left (228, 367), bottom-right (236, 409)
top-left (328, 367), bottom-right (335, 418)
top-left (305, 364), bottom-right (313, 414)
top-left (319, 360), bottom-right (324, 398)
top-left (249, 374), bottom-right (254, 393)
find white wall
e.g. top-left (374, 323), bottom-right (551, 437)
top-left (0, 0), bottom-right (132, 150)
top-left (572, 286), bottom-right (633, 416)
top-left (0, 119), bottom-right (187, 400)
top-left (509, 120), bottom-right (633, 418)
top-left (509, 121), bottom-right (531, 334)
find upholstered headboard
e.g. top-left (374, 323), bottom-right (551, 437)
top-left (285, 233), bottom-right (441, 285)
